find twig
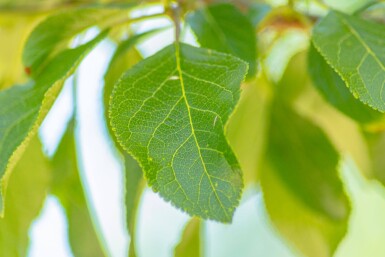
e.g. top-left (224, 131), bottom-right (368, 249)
top-left (170, 1), bottom-right (181, 42)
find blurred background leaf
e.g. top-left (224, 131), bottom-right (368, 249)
top-left (227, 75), bottom-right (271, 186)
top-left (174, 218), bottom-right (201, 257)
top-left (0, 137), bottom-right (50, 257)
top-left (51, 119), bottom-right (107, 257)
top-left (261, 158), bottom-right (350, 257)
top-left (265, 101), bottom-right (350, 220)
top-left (187, 3), bottom-right (257, 77)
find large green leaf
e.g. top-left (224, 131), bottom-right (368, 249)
top-left (110, 43), bottom-right (247, 222)
top-left (51, 120), bottom-right (107, 257)
top-left (266, 102), bottom-right (350, 220)
top-left (0, 31), bottom-right (106, 215)
top-left (0, 137), bottom-right (50, 257)
top-left (104, 29), bottom-right (164, 140)
top-left (187, 3), bottom-right (257, 77)
top-left (174, 218), bottom-right (201, 257)
top-left (23, 7), bottom-right (130, 75)
top-left (312, 11), bottom-right (385, 112)
top-left (309, 44), bottom-right (382, 123)
top-left (105, 40), bottom-right (143, 108)
top-left (261, 102), bottom-right (351, 257)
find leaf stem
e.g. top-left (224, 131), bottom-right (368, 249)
top-left (169, 1), bottom-right (182, 43)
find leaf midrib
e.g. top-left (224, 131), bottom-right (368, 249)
top-left (175, 42), bottom-right (230, 220)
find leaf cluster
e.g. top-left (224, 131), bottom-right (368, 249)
top-left (1, 0), bottom-right (385, 256)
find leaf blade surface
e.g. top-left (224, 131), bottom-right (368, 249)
top-left (110, 43), bottom-right (247, 222)
top-left (312, 11), bottom-right (385, 111)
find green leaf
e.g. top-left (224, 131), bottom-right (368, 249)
top-left (23, 7), bottom-right (130, 75)
top-left (226, 75), bottom-right (271, 185)
top-left (0, 137), bottom-right (50, 257)
top-left (261, 102), bottom-right (351, 257)
top-left (186, 3), bottom-right (257, 77)
top-left (261, 160), bottom-right (349, 257)
top-left (110, 43), bottom-right (247, 222)
top-left (0, 31), bottom-right (106, 215)
top-left (265, 102), bottom-right (350, 220)
top-left (276, 51), bottom-right (309, 103)
top-left (51, 120), bottom-right (107, 257)
top-left (104, 29), bottom-right (164, 139)
top-left (174, 218), bottom-right (201, 257)
top-left (104, 39), bottom-right (143, 151)
top-left (125, 155), bottom-right (144, 257)
top-left (312, 11), bottom-right (385, 112)
top-left (309, 44), bottom-right (382, 123)
top-left (365, 130), bottom-right (385, 185)
top-left (296, 87), bottom-right (373, 178)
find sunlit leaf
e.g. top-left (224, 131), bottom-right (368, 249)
top-left (0, 137), bottom-right (50, 257)
top-left (0, 31), bottom-right (106, 214)
top-left (312, 11), bottom-right (385, 112)
top-left (23, 7), bottom-right (131, 75)
top-left (110, 43), bottom-right (247, 222)
top-left (226, 75), bottom-right (271, 185)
